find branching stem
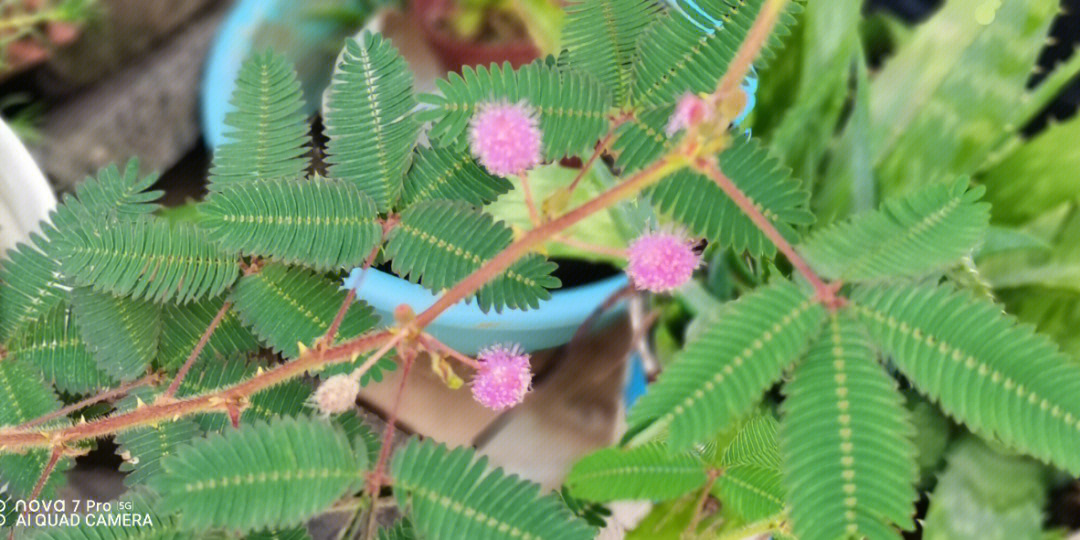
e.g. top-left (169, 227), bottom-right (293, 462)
top-left (16, 374), bottom-right (159, 431)
top-left (164, 300), bottom-right (233, 399)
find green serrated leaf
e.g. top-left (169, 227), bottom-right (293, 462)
top-left (58, 218), bottom-right (239, 304)
top-left (155, 416), bottom-right (364, 532)
top-left (650, 137), bottom-right (814, 257)
top-left (386, 200), bottom-right (560, 312)
top-left (231, 263), bottom-right (379, 358)
top-left (8, 303), bottom-right (115, 394)
top-left (628, 280), bottom-right (825, 450)
top-left (71, 287), bottom-right (160, 381)
top-left (852, 282), bottom-right (1080, 475)
top-left (565, 442), bottom-right (707, 502)
top-left (0, 359), bottom-right (71, 500)
top-left (323, 31), bottom-right (419, 211)
top-left (200, 177), bottom-right (383, 271)
top-left (209, 51), bottom-right (310, 191)
top-left (158, 294), bottom-right (260, 372)
top-left (562, 0), bottom-right (660, 105)
top-left (401, 146), bottom-right (513, 207)
top-left (799, 178), bottom-right (989, 282)
top-left (392, 438), bottom-right (594, 540)
top-left (780, 314), bottom-right (917, 540)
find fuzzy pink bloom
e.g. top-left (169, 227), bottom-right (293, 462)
top-left (469, 101), bottom-right (543, 176)
top-left (313, 374), bottom-right (360, 415)
top-left (666, 93), bottom-right (712, 136)
top-left (471, 344), bottom-right (532, 410)
top-left (627, 230), bottom-right (700, 293)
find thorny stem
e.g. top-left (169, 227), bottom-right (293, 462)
top-left (412, 156), bottom-right (686, 330)
top-left (11, 446), bottom-right (64, 540)
top-left (0, 331), bottom-right (394, 451)
top-left (694, 159), bottom-right (843, 310)
top-left (16, 374), bottom-right (160, 431)
top-left (164, 300), bottom-right (233, 399)
top-left (365, 349), bottom-right (416, 538)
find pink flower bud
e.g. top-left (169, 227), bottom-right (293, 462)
top-left (666, 93), bottom-right (712, 136)
top-left (471, 344), bottom-right (532, 411)
top-left (469, 101), bottom-right (543, 177)
top-left (313, 374), bottom-right (360, 415)
top-left (627, 230), bottom-right (700, 293)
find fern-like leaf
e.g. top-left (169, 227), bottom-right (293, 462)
top-left (628, 280), bottom-right (825, 450)
top-left (0, 359), bottom-right (71, 499)
top-left (71, 287), bottom-right (160, 381)
top-left (58, 218), bottom-right (239, 304)
top-left (401, 146), bottom-right (513, 206)
top-left (154, 416), bottom-right (364, 532)
top-left (715, 415), bottom-right (786, 522)
top-left (565, 442), bottom-right (707, 502)
top-left (323, 31), bottom-right (419, 211)
top-left (386, 200), bottom-right (560, 312)
top-left (780, 314), bottom-right (917, 540)
top-left (799, 178), bottom-right (989, 282)
top-left (231, 263), bottom-right (378, 358)
top-left (199, 177), bottom-right (383, 271)
top-left (391, 439), bottom-right (594, 540)
top-left (209, 51), bottom-right (310, 191)
top-left (8, 303), bottom-right (115, 394)
top-left (563, 0), bottom-right (661, 105)
top-left (0, 159), bottom-right (160, 341)
top-left (612, 106), bottom-right (673, 173)
top-left (852, 282), bottom-right (1080, 475)
top-left (158, 294), bottom-right (259, 372)
top-left (649, 137), bottom-right (813, 256)
top-left (419, 61), bottom-right (612, 160)
top-left (629, 0), bottom-right (797, 107)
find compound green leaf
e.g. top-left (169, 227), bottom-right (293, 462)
top-left (780, 314), bottom-right (917, 540)
top-left (154, 416), bottom-right (364, 532)
top-left (0, 359), bottom-right (71, 500)
top-left (58, 218), bottom-right (239, 305)
top-left (385, 200), bottom-right (560, 312)
top-left (852, 282), bottom-right (1080, 475)
top-left (401, 146), bottom-right (512, 207)
top-left (565, 443), bottom-right (707, 502)
top-left (231, 263), bottom-right (378, 358)
top-left (71, 287), bottom-right (160, 381)
top-left (7, 303), bottom-right (115, 394)
top-left (200, 177), bottom-right (382, 271)
top-left (158, 294), bottom-right (260, 373)
top-left (799, 178), bottom-right (989, 282)
top-left (209, 51), bottom-right (310, 191)
top-left (323, 31), bottom-right (419, 211)
top-left (562, 0), bottom-right (660, 105)
top-left (115, 388), bottom-right (202, 488)
top-left (391, 439), bottom-right (594, 540)
top-left (714, 415), bottom-right (786, 522)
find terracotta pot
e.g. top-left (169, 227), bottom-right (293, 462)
top-left (410, 0), bottom-right (539, 73)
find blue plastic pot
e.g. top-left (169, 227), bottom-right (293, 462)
top-left (202, 0), bottom-right (630, 355)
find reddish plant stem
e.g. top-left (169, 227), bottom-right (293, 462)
top-left (164, 300), bottom-right (233, 399)
top-left (322, 238), bottom-right (384, 349)
top-left (362, 349), bottom-right (412, 505)
top-left (11, 446), bottom-right (65, 540)
top-left (419, 333), bottom-right (480, 369)
top-left (0, 330), bottom-right (393, 451)
top-left (566, 118), bottom-right (625, 196)
top-left (413, 156), bottom-right (684, 330)
top-left (713, 0), bottom-right (788, 107)
top-left (694, 159), bottom-right (841, 308)
top-left (686, 468), bottom-right (722, 536)
top-left (16, 374), bottom-right (159, 431)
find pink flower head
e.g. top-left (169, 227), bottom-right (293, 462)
top-left (469, 100), bottom-right (543, 176)
top-left (627, 229), bottom-right (700, 293)
top-left (666, 93), bottom-right (713, 136)
top-left (313, 374), bottom-right (360, 415)
top-left (471, 344), bottom-right (532, 410)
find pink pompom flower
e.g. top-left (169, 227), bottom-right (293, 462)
top-left (666, 93), bottom-right (713, 136)
top-left (627, 229), bottom-right (700, 293)
top-left (313, 374), bottom-right (360, 415)
top-left (471, 344), bottom-right (532, 411)
top-left (469, 100), bottom-right (543, 177)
